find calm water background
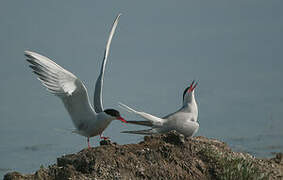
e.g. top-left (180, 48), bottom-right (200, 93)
top-left (0, 0), bottom-right (282, 177)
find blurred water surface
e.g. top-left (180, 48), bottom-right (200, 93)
top-left (0, 0), bottom-right (282, 178)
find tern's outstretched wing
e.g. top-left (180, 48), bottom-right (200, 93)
top-left (118, 102), bottom-right (164, 126)
top-left (93, 13), bottom-right (122, 113)
top-left (26, 51), bottom-right (79, 96)
top-left (25, 51), bottom-right (95, 129)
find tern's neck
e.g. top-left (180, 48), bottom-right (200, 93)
top-left (183, 93), bottom-right (198, 115)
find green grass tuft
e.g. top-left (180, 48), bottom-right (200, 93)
top-left (199, 147), bottom-right (269, 180)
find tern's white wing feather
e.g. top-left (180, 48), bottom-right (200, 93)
top-left (25, 50), bottom-right (96, 129)
top-left (118, 102), bottom-right (164, 126)
top-left (93, 14), bottom-right (122, 113)
top-left (25, 51), bottom-right (78, 96)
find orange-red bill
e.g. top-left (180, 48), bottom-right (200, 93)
top-left (192, 82), bottom-right (198, 91)
top-left (188, 80), bottom-right (197, 93)
top-left (118, 117), bottom-right (127, 123)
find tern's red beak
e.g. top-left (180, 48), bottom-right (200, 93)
top-left (188, 80), bottom-right (198, 93)
top-left (118, 117), bottom-right (127, 123)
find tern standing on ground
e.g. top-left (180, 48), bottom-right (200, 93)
top-left (119, 81), bottom-right (199, 137)
top-left (25, 14), bottom-right (127, 148)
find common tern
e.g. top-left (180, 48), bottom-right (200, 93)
top-left (119, 81), bottom-right (198, 137)
top-left (25, 14), bottom-right (127, 148)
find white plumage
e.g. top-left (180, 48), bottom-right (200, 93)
top-left (26, 14), bottom-right (126, 148)
top-left (120, 81), bottom-right (199, 137)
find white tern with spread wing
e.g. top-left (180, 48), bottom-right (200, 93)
top-left (25, 14), bottom-right (127, 148)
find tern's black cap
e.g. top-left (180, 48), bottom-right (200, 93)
top-left (104, 109), bottom-right (120, 117)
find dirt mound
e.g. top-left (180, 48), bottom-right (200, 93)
top-left (4, 131), bottom-right (283, 180)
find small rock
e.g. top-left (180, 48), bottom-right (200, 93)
top-left (273, 153), bottom-right (283, 164)
top-left (3, 172), bottom-right (26, 180)
top-left (100, 139), bottom-right (114, 146)
top-left (162, 130), bottom-right (185, 145)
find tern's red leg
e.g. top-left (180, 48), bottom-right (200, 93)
top-left (87, 137), bottom-right (91, 148)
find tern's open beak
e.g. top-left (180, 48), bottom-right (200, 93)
top-left (118, 117), bottom-right (127, 123)
top-left (188, 80), bottom-right (198, 93)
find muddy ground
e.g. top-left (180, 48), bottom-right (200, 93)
top-left (4, 131), bottom-right (283, 180)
